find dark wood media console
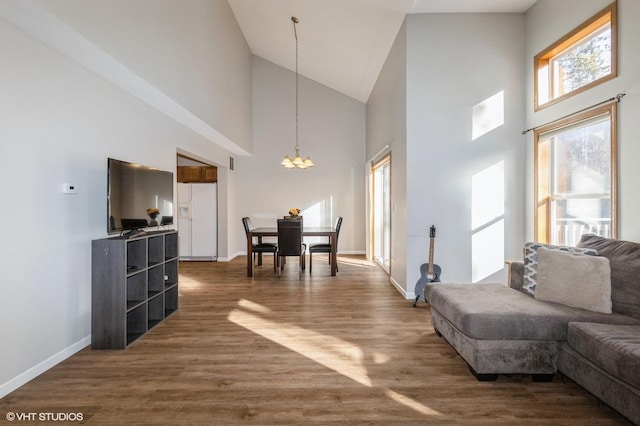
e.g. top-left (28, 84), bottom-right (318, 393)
top-left (91, 230), bottom-right (179, 349)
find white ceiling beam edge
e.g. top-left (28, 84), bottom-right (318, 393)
top-left (0, 0), bottom-right (250, 156)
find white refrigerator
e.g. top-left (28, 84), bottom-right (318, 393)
top-left (177, 182), bottom-right (217, 260)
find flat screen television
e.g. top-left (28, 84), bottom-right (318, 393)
top-left (107, 158), bottom-right (174, 235)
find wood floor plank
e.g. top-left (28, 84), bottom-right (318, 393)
top-left (0, 255), bottom-right (631, 424)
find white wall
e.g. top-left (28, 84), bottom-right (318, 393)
top-left (367, 14), bottom-right (527, 297)
top-left (0, 0), bottom-right (251, 396)
top-left (369, 13), bottom-right (526, 297)
top-left (366, 20), bottom-right (408, 292)
top-left (405, 14), bottom-right (526, 289)
top-left (525, 0), bottom-right (640, 242)
top-left (34, 0), bottom-right (253, 155)
top-left (235, 57), bottom-right (366, 256)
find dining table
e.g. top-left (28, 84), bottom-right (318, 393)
top-left (247, 226), bottom-right (338, 277)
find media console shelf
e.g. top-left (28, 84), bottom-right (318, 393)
top-left (91, 230), bottom-right (179, 349)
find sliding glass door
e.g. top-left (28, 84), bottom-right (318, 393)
top-left (372, 155), bottom-right (391, 272)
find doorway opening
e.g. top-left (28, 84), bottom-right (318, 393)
top-left (176, 154), bottom-right (218, 261)
top-left (371, 154), bottom-right (391, 273)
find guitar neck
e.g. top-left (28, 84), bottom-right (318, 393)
top-left (428, 237), bottom-right (435, 275)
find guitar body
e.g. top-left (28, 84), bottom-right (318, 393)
top-left (414, 263), bottom-right (441, 304)
top-left (413, 225), bottom-right (443, 306)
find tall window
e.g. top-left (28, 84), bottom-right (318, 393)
top-left (535, 2), bottom-right (617, 110)
top-left (534, 103), bottom-right (617, 245)
top-left (372, 155), bottom-right (391, 272)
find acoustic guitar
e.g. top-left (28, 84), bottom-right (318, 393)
top-left (413, 225), bottom-right (441, 307)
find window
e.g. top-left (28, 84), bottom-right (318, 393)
top-left (534, 2), bottom-right (617, 110)
top-left (534, 103), bottom-right (617, 246)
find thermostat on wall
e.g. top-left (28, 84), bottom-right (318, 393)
top-left (63, 183), bottom-right (78, 194)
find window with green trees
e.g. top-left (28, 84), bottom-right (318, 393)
top-left (534, 103), bottom-right (617, 245)
top-left (534, 2), bottom-right (617, 110)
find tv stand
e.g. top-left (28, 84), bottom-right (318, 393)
top-left (91, 230), bottom-right (179, 349)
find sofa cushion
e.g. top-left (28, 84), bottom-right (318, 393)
top-left (425, 283), bottom-right (640, 341)
top-left (523, 242), bottom-right (598, 295)
top-left (567, 322), bottom-right (640, 389)
top-left (535, 247), bottom-right (612, 314)
top-left (577, 234), bottom-right (640, 319)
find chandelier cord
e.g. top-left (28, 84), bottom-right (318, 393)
top-left (281, 16), bottom-right (312, 168)
top-left (293, 17), bottom-right (299, 151)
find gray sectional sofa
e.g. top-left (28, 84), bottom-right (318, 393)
top-left (425, 234), bottom-right (640, 424)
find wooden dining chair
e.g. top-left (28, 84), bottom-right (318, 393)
top-left (309, 216), bottom-right (342, 273)
top-left (277, 218), bottom-right (306, 275)
top-left (242, 217), bottom-right (278, 272)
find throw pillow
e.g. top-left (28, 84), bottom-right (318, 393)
top-left (523, 242), bottom-right (598, 295)
top-left (534, 247), bottom-right (612, 314)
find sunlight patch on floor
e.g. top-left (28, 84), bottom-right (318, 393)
top-left (228, 308), bottom-right (373, 386)
top-left (338, 255), bottom-right (374, 267)
top-left (385, 389), bottom-right (441, 416)
top-left (228, 299), bottom-right (441, 418)
top-left (311, 255), bottom-right (374, 268)
top-left (373, 352), bottom-right (390, 364)
top-left (238, 298), bottom-right (272, 314)
top-left (178, 276), bottom-right (205, 290)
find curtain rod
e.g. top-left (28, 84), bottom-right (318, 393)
top-left (522, 93), bottom-right (625, 135)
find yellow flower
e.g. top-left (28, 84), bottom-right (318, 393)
top-left (289, 208), bottom-right (301, 216)
top-left (147, 208), bottom-right (160, 215)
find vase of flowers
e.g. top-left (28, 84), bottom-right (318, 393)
top-left (288, 208), bottom-right (301, 219)
top-left (147, 208), bottom-right (159, 225)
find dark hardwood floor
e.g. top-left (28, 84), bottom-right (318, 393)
top-left (0, 255), bottom-right (630, 424)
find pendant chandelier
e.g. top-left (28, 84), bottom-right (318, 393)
top-left (281, 16), bottom-right (314, 169)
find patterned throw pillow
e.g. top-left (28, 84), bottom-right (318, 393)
top-left (523, 242), bottom-right (599, 295)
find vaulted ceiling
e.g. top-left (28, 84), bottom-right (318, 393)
top-left (228, 0), bottom-right (537, 103)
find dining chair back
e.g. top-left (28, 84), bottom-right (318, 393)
top-left (309, 216), bottom-right (342, 273)
top-left (277, 219), bottom-right (305, 274)
top-left (242, 217), bottom-right (278, 272)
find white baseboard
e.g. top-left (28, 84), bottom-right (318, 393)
top-left (217, 251), bottom-right (243, 262)
top-left (390, 276), bottom-right (413, 300)
top-left (0, 336), bottom-right (90, 399)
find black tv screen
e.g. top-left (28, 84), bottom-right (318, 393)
top-left (107, 158), bottom-right (174, 234)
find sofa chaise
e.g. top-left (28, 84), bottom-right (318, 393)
top-left (425, 234), bottom-right (640, 424)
